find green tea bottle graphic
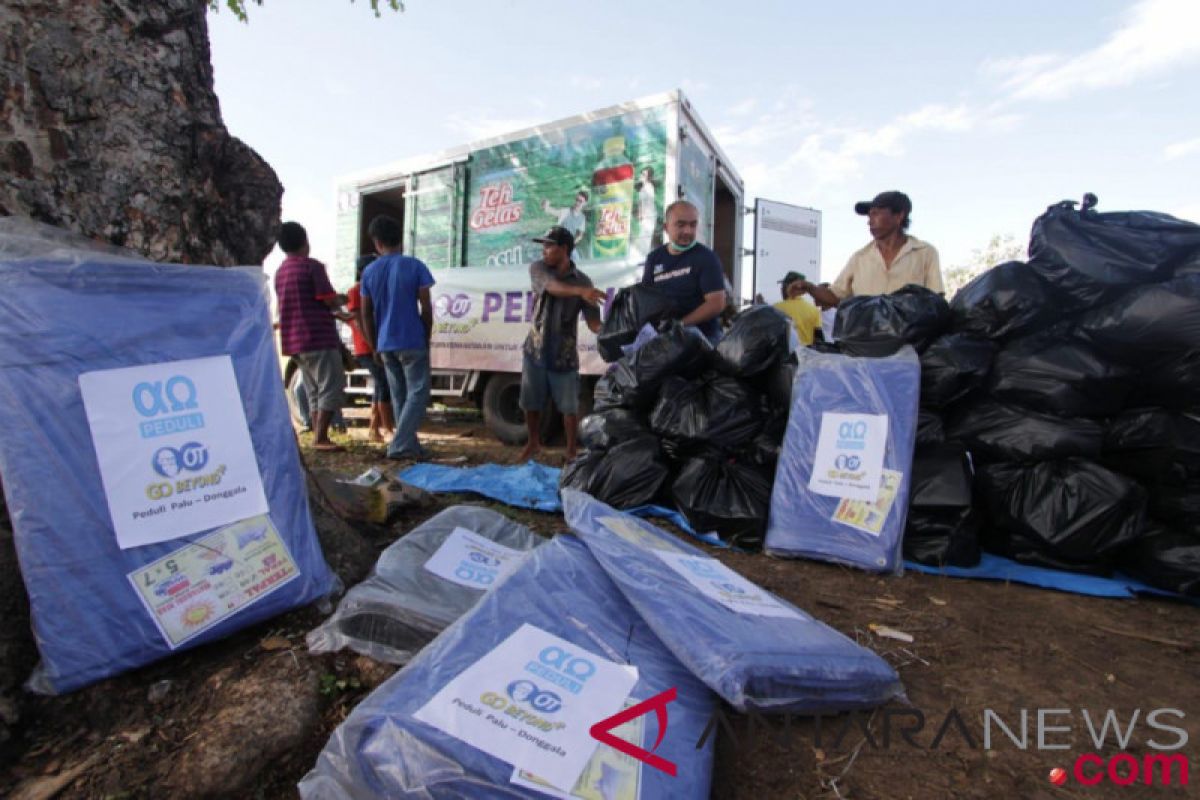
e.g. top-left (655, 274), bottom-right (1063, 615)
top-left (590, 136), bottom-right (635, 260)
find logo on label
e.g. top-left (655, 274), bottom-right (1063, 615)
top-left (134, 374), bottom-right (206, 439)
top-left (151, 442), bottom-right (210, 477)
top-left (834, 454), bottom-right (862, 471)
top-left (507, 680), bottom-right (563, 714)
top-left (525, 645), bottom-right (597, 696)
top-left (836, 420), bottom-right (868, 451)
top-left (436, 293), bottom-right (472, 319)
top-left (470, 182), bottom-right (523, 231)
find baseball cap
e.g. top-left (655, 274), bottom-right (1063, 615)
top-left (778, 271), bottom-right (807, 286)
top-left (532, 226), bottom-right (575, 251)
top-left (854, 191), bottom-right (912, 216)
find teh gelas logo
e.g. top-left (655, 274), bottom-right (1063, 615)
top-left (506, 680), bottom-right (563, 714)
top-left (836, 419), bottom-right (868, 451)
top-left (435, 293), bottom-right (472, 319)
top-left (151, 442), bottom-right (209, 478)
top-left (133, 374), bottom-right (206, 439)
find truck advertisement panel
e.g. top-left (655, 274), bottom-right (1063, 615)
top-left (430, 262), bottom-right (643, 375)
top-left (464, 107), bottom-right (668, 269)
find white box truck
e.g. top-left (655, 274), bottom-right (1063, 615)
top-left (330, 90), bottom-right (747, 443)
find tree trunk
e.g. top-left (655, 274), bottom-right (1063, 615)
top-left (0, 0), bottom-right (282, 265)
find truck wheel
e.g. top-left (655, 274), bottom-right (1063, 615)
top-left (481, 373), bottom-right (561, 446)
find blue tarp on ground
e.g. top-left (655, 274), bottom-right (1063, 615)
top-left (0, 236), bottom-right (337, 693)
top-left (905, 554), bottom-right (1185, 600)
top-left (299, 534), bottom-right (716, 799)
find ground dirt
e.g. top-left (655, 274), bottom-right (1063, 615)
top-left (1, 411), bottom-right (1198, 799)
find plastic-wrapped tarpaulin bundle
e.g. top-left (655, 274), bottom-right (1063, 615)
top-left (559, 436), bottom-right (672, 509)
top-left (833, 284), bottom-right (950, 357)
top-left (988, 330), bottom-right (1134, 417)
top-left (307, 506), bottom-right (544, 664)
top-left (1121, 522), bottom-right (1200, 597)
top-left (945, 399), bottom-right (1103, 463)
top-left (1102, 409), bottom-right (1200, 486)
top-left (976, 460), bottom-right (1147, 575)
top-left (1076, 275), bottom-right (1200, 363)
top-left (713, 304), bottom-right (794, 377)
top-left (670, 454), bottom-right (774, 550)
top-left (902, 445), bottom-right (980, 568)
top-left (764, 347), bottom-right (920, 574)
top-left (918, 333), bottom-right (995, 409)
top-left (298, 534), bottom-right (717, 800)
top-left (0, 230), bottom-right (336, 693)
top-left (562, 490), bottom-right (905, 714)
top-left (578, 408), bottom-right (651, 451)
top-left (596, 283), bottom-right (674, 362)
top-left (1028, 197), bottom-right (1200, 309)
top-left (948, 260), bottom-right (1060, 340)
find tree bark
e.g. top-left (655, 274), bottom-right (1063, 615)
top-left (0, 0), bottom-right (282, 265)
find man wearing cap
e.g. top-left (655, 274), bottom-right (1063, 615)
top-left (518, 226), bottom-right (605, 463)
top-left (805, 191), bottom-right (943, 308)
top-left (773, 271), bottom-right (822, 345)
top-left (641, 200), bottom-right (727, 343)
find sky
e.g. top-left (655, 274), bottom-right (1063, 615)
top-left (208, 0), bottom-right (1200, 290)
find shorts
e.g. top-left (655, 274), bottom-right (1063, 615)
top-left (293, 348), bottom-right (345, 412)
top-left (356, 353), bottom-right (392, 404)
top-left (519, 354), bottom-right (579, 415)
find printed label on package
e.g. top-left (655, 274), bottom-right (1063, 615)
top-left (413, 623), bottom-right (639, 793)
top-left (79, 355), bottom-right (269, 549)
top-left (127, 515), bottom-right (298, 648)
top-left (597, 515), bottom-right (686, 553)
top-left (808, 412), bottom-right (889, 501)
top-left (422, 527), bottom-right (525, 589)
top-left (653, 551), bottom-right (804, 620)
top-left (831, 469), bottom-right (903, 537)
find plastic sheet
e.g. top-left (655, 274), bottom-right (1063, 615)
top-left (562, 490), bottom-right (905, 713)
top-left (1129, 350), bottom-right (1200, 410)
top-left (988, 331), bottom-right (1133, 417)
top-left (579, 408), bottom-right (651, 451)
top-left (945, 399), bottom-right (1103, 463)
top-left (948, 260), bottom-right (1059, 340)
top-left (397, 462), bottom-right (566, 512)
top-left (755, 354), bottom-right (798, 414)
top-left (670, 455), bottom-right (773, 550)
top-left (1028, 199), bottom-right (1200, 309)
top-left (1076, 275), bottom-right (1200, 363)
top-left (559, 437), bottom-right (671, 509)
top-left (605, 322), bottom-right (713, 409)
top-left (918, 333), bottom-right (995, 409)
top-left (0, 229), bottom-right (336, 694)
top-left (977, 460), bottom-right (1146, 574)
top-left (903, 446), bottom-right (980, 568)
top-left (298, 535), bottom-right (716, 800)
top-left (650, 374), bottom-right (765, 457)
top-left (597, 284), bottom-right (675, 362)
top-left (833, 284), bottom-right (950, 357)
top-left (916, 410), bottom-right (946, 447)
top-left (1148, 484), bottom-right (1200, 538)
top-left (1122, 522), bottom-right (1200, 597)
top-left (765, 347), bottom-right (920, 573)
top-left (1102, 409), bottom-right (1200, 486)
top-left (713, 304), bottom-right (793, 377)
top-left (306, 506), bottom-right (544, 664)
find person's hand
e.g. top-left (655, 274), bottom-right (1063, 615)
top-left (580, 287), bottom-right (606, 306)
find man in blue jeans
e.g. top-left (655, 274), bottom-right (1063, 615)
top-left (359, 215), bottom-right (435, 461)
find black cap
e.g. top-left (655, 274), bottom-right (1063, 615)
top-left (854, 191), bottom-right (912, 216)
top-left (532, 226), bottom-right (575, 251)
top-left (778, 271), bottom-right (806, 286)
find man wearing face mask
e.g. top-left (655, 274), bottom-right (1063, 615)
top-left (640, 200), bottom-right (727, 343)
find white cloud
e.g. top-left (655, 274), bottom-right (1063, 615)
top-left (728, 97), bottom-right (757, 116)
top-left (1164, 136), bottom-right (1200, 160)
top-left (985, 0), bottom-right (1200, 101)
top-left (443, 113), bottom-right (541, 143)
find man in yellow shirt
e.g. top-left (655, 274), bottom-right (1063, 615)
top-left (805, 191), bottom-right (943, 308)
top-left (773, 271), bottom-right (821, 345)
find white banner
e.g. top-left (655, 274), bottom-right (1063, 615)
top-left (429, 262), bottom-right (643, 376)
top-left (79, 355), bottom-right (269, 549)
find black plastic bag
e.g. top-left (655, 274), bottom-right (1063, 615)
top-left (919, 333), bottom-right (996, 409)
top-left (754, 354), bottom-right (797, 413)
top-left (671, 455), bottom-right (773, 549)
top-left (949, 260), bottom-right (1059, 340)
top-left (988, 329), bottom-right (1134, 417)
top-left (558, 436), bottom-right (671, 509)
top-left (1127, 350), bottom-right (1200, 410)
top-left (1102, 409), bottom-right (1200, 486)
top-left (903, 445), bottom-right (981, 568)
top-left (916, 410), bottom-right (945, 447)
top-left (1076, 275), bottom-right (1200, 363)
top-left (1028, 199), bottom-right (1200, 309)
top-left (1148, 483), bottom-right (1200, 538)
top-left (579, 408), bottom-right (651, 451)
top-left (597, 283), bottom-right (674, 362)
top-left (834, 284), bottom-right (950, 356)
top-left (1122, 521), bottom-right (1200, 597)
top-left (714, 305), bottom-right (793, 377)
top-left (650, 373), bottom-right (765, 455)
top-left (946, 399), bottom-right (1103, 462)
top-left (976, 459), bottom-right (1146, 573)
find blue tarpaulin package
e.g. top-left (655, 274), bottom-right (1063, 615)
top-left (765, 347), bottom-right (920, 573)
top-left (562, 490), bottom-right (904, 714)
top-left (307, 505), bottom-right (545, 665)
top-left (0, 223), bottom-right (337, 693)
top-left (298, 535), bottom-right (716, 799)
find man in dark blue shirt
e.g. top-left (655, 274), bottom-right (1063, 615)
top-left (640, 200), bottom-right (727, 342)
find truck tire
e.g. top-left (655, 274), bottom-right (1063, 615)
top-left (480, 373), bottom-right (561, 446)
